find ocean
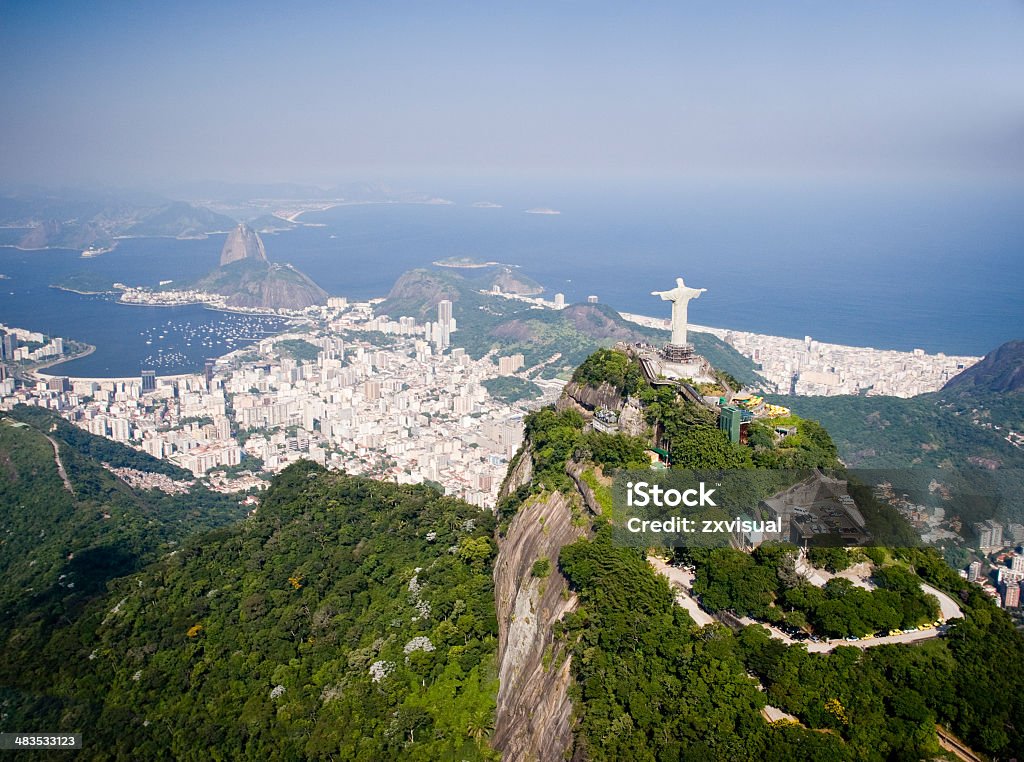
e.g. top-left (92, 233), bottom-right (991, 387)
top-left (0, 179), bottom-right (1021, 377)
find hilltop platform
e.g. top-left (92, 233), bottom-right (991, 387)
top-left (628, 342), bottom-right (716, 385)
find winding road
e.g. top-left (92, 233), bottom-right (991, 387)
top-left (648, 553), bottom-right (963, 653)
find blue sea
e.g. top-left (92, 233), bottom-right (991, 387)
top-left (0, 179), bottom-right (1021, 377)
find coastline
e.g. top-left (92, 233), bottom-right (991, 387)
top-left (50, 285), bottom-right (115, 296)
top-left (25, 342), bottom-right (96, 374)
top-left (618, 311), bottom-right (981, 360)
top-left (15, 284), bottom-right (983, 386)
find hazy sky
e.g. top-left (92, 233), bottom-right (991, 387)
top-left (2, 1), bottom-right (1023, 187)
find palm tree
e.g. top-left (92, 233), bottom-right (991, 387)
top-left (466, 709), bottom-right (495, 744)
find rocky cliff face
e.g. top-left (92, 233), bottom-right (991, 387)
top-left (219, 223), bottom-right (268, 266)
top-left (493, 449), bottom-right (588, 762)
top-left (559, 380), bottom-right (625, 414)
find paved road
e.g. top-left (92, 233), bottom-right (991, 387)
top-left (649, 554), bottom-right (963, 653)
top-left (648, 557), bottom-right (715, 627)
top-left (922, 581), bottom-right (963, 621)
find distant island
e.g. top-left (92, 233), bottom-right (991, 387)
top-left (432, 257), bottom-right (502, 269)
top-left (471, 201), bottom-right (503, 208)
top-left (525, 207), bottom-right (561, 215)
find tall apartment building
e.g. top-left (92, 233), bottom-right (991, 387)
top-left (974, 520), bottom-right (1004, 551)
top-left (1000, 580), bottom-right (1020, 608)
top-left (437, 299), bottom-right (453, 325)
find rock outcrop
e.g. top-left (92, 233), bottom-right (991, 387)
top-left (559, 380), bottom-right (625, 415)
top-left (219, 223), bottom-right (268, 266)
top-left (492, 491), bottom-right (582, 762)
top-left (193, 224), bottom-right (327, 310)
top-left (493, 449), bottom-right (590, 762)
top-left (194, 260), bottom-right (328, 310)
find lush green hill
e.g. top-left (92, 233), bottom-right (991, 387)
top-left (2, 460), bottom-right (499, 761)
top-left (516, 349), bottom-right (1024, 759)
top-left (9, 405), bottom-right (192, 478)
top-left (0, 415), bottom-right (245, 673)
top-left (771, 341), bottom-right (1024, 472)
top-left (772, 391), bottom-right (1024, 470)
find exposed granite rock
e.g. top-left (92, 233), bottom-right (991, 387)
top-left (499, 445), bottom-right (534, 501)
top-left (493, 491), bottom-right (585, 761)
top-left (566, 461), bottom-right (606, 517)
top-left (219, 223), bottom-right (268, 266)
top-left (193, 224), bottom-right (327, 310)
top-left (618, 398), bottom-right (648, 437)
top-left (493, 450), bottom-right (588, 762)
top-left (560, 380), bottom-right (624, 414)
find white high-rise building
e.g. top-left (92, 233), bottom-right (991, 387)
top-left (438, 299), bottom-right (453, 325)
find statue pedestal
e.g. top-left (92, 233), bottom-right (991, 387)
top-left (662, 343), bottom-right (695, 362)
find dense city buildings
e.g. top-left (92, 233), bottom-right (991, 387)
top-left (618, 312), bottom-right (979, 398)
top-left (708, 328), bottom-right (979, 397)
top-left (1, 301), bottom-right (559, 506)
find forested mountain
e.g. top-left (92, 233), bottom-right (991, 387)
top-left (0, 412), bottom-right (243, 615)
top-left (3, 346), bottom-right (1024, 760)
top-left (494, 346), bottom-right (1024, 759)
top-left (0, 190), bottom-right (237, 250)
top-left (0, 422), bottom-right (498, 760)
top-left (943, 339), bottom-right (1024, 395)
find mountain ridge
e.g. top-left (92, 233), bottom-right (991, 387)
top-left (943, 339), bottom-right (1024, 395)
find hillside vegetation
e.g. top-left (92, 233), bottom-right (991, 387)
top-left (2, 458), bottom-right (500, 761)
top-left (518, 348), bottom-right (1024, 759)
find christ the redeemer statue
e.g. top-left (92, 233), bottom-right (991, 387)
top-left (652, 277), bottom-right (706, 347)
